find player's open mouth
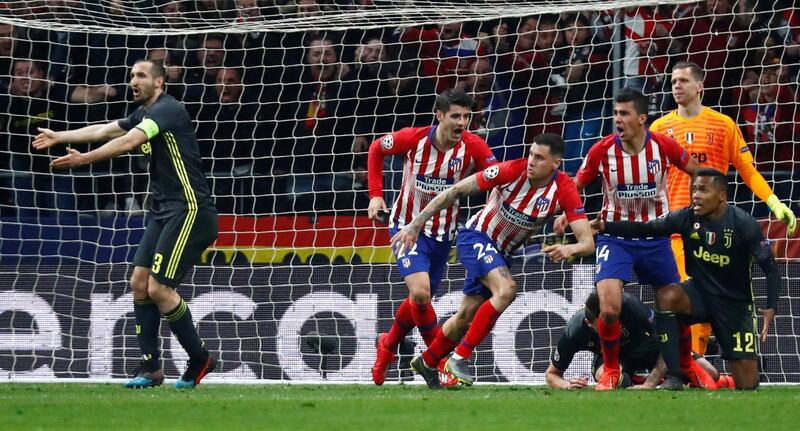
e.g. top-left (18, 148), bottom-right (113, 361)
top-left (132, 88), bottom-right (140, 97)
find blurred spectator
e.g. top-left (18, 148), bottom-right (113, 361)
top-left (620, 6), bottom-right (670, 98)
top-left (273, 34), bottom-right (372, 211)
top-left (0, 60), bottom-right (75, 216)
top-left (371, 61), bottom-right (436, 135)
top-left (196, 67), bottom-right (271, 213)
top-left (0, 23), bottom-right (17, 93)
top-left (157, 0), bottom-right (191, 29)
top-left (555, 13), bottom-right (611, 174)
top-left (399, 21), bottom-right (487, 92)
top-left (465, 57), bottom-right (525, 160)
top-left (734, 63), bottom-right (800, 172)
top-left (365, 60), bottom-right (437, 203)
top-left (670, 0), bottom-right (748, 110)
top-left (146, 47), bottom-right (204, 104)
top-left (194, 0), bottom-right (236, 21)
top-left (188, 33), bottom-right (226, 84)
top-left (185, 34), bottom-right (243, 105)
top-left (512, 14), bottom-right (563, 142)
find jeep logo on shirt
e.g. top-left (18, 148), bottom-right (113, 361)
top-left (692, 246), bottom-right (730, 267)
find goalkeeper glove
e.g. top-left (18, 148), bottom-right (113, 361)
top-left (767, 194), bottom-right (796, 236)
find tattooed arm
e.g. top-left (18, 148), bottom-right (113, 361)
top-left (390, 175), bottom-right (482, 255)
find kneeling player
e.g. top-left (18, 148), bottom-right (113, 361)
top-left (593, 169), bottom-right (781, 390)
top-left (546, 292), bottom-right (727, 389)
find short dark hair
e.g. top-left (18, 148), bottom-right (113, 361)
top-left (695, 168), bottom-right (727, 192)
top-left (614, 87), bottom-right (649, 116)
top-left (433, 88), bottom-right (474, 113)
top-left (672, 61), bottom-right (704, 82)
top-left (584, 291), bottom-right (600, 322)
top-left (135, 59), bottom-right (166, 79)
top-left (531, 133), bottom-right (565, 157)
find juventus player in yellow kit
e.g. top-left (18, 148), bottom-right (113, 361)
top-left (650, 61), bottom-right (795, 354)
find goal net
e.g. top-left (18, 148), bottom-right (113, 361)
top-left (0, 0), bottom-right (797, 384)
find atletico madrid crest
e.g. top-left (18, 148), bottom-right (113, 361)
top-left (647, 159), bottom-right (661, 175)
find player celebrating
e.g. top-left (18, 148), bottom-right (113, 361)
top-left (593, 169), bottom-right (780, 390)
top-left (650, 61), bottom-right (795, 355)
top-left (556, 88), bottom-right (701, 390)
top-left (32, 60), bottom-right (217, 389)
top-left (392, 133), bottom-right (595, 389)
top-left (367, 88), bottom-right (497, 385)
top-left (546, 292), bottom-right (725, 390)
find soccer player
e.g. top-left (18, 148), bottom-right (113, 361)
top-left (650, 61), bottom-right (796, 355)
top-left (392, 133), bottom-right (595, 389)
top-left (546, 291), bottom-right (725, 390)
top-left (32, 59), bottom-right (218, 389)
top-left (593, 168), bottom-right (780, 390)
top-left (367, 88), bottom-right (497, 385)
top-left (556, 88), bottom-right (701, 390)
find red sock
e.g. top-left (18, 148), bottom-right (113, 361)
top-left (410, 301), bottom-right (439, 348)
top-left (679, 323), bottom-right (693, 371)
top-left (384, 298), bottom-right (414, 349)
top-left (597, 319), bottom-right (621, 374)
top-left (454, 301), bottom-right (502, 359)
top-left (422, 331), bottom-right (459, 367)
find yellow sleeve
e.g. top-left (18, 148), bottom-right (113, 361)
top-left (728, 120), bottom-right (774, 202)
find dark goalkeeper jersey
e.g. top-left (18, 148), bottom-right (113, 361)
top-left (118, 93), bottom-right (214, 218)
top-left (550, 293), bottom-right (659, 371)
top-left (604, 205), bottom-right (780, 309)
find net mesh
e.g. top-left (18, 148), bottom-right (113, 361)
top-left (0, 0), bottom-right (798, 383)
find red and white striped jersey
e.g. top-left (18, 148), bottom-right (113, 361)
top-left (467, 159), bottom-right (586, 255)
top-left (576, 131), bottom-right (690, 222)
top-left (367, 126), bottom-right (497, 241)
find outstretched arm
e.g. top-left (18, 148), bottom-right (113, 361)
top-left (390, 175), bottom-right (481, 254)
top-left (50, 128), bottom-right (148, 169)
top-left (33, 121), bottom-right (126, 150)
top-left (593, 213), bottom-right (677, 239)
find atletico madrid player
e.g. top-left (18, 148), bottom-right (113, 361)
top-left (392, 133), bottom-right (595, 389)
top-left (650, 61), bottom-right (796, 355)
top-left (366, 88), bottom-right (497, 385)
top-left (557, 88), bottom-right (701, 390)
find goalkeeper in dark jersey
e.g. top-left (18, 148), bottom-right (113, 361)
top-left (592, 168), bottom-right (780, 390)
top-left (32, 59), bottom-right (218, 389)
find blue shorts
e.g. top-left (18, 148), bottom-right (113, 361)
top-left (456, 228), bottom-right (510, 298)
top-left (390, 228), bottom-right (451, 295)
top-left (595, 235), bottom-right (679, 287)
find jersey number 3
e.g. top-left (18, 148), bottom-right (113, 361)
top-left (152, 253), bottom-right (164, 274)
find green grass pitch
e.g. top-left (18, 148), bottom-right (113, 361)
top-left (1, 383), bottom-right (798, 430)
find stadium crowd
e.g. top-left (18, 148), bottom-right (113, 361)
top-left (0, 0), bottom-right (798, 216)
